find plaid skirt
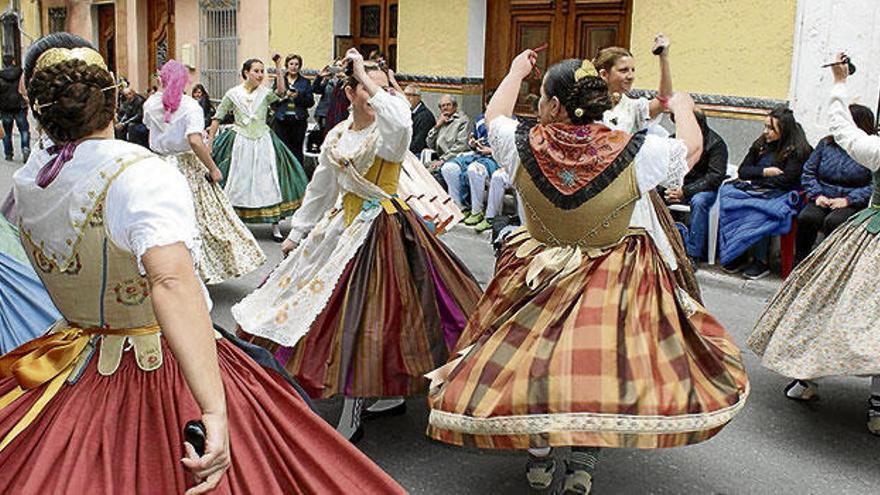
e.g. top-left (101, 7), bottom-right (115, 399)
top-left (427, 229), bottom-right (749, 450)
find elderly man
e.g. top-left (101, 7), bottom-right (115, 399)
top-left (405, 84), bottom-right (436, 155)
top-left (116, 87), bottom-right (149, 148)
top-left (426, 94), bottom-right (470, 173)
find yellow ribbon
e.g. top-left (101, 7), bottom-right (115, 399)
top-left (574, 59), bottom-right (598, 81)
top-left (0, 324), bottom-right (160, 452)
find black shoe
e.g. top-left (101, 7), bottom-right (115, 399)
top-left (742, 261), bottom-right (770, 280)
top-left (3, 155), bottom-right (11, 161)
top-left (721, 255), bottom-right (749, 274)
top-left (361, 401), bottom-right (407, 421)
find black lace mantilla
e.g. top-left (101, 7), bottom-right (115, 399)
top-left (515, 121), bottom-right (646, 210)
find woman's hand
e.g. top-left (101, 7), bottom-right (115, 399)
top-left (208, 167), bottom-right (223, 184)
top-left (831, 52), bottom-right (849, 84)
top-left (281, 238), bottom-right (299, 256)
top-left (509, 49), bottom-right (538, 81)
top-left (181, 411), bottom-right (231, 494)
top-left (828, 197), bottom-right (849, 209)
top-left (763, 167), bottom-right (784, 177)
top-left (345, 48), bottom-right (367, 83)
top-left (653, 33), bottom-right (670, 57)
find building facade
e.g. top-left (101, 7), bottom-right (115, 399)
top-left (2, 0), bottom-right (878, 159)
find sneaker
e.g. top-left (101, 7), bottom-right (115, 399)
top-left (474, 218), bottom-right (493, 233)
top-left (742, 261), bottom-right (770, 280)
top-left (464, 212), bottom-right (484, 226)
top-left (867, 396), bottom-right (880, 436)
top-left (525, 454), bottom-right (556, 490)
top-left (784, 379), bottom-right (818, 401)
top-left (562, 470), bottom-right (593, 495)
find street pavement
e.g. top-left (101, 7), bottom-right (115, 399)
top-left (2, 153), bottom-right (879, 494)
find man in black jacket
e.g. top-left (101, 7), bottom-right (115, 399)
top-left (0, 55), bottom-right (29, 161)
top-left (663, 110), bottom-right (728, 261)
top-left (404, 84), bottom-right (436, 156)
top-left (116, 87), bottom-right (149, 148)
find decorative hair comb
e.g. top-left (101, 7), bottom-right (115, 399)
top-left (34, 47), bottom-right (108, 73)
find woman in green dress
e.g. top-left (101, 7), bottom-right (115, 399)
top-left (208, 57), bottom-right (309, 241)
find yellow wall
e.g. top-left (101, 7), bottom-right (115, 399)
top-left (397, 0), bottom-right (470, 76)
top-left (269, 0), bottom-right (333, 69)
top-left (630, 0), bottom-right (797, 100)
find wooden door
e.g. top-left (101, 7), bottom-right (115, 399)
top-left (97, 4), bottom-right (116, 73)
top-left (352, 0), bottom-right (398, 70)
top-left (148, 0), bottom-right (175, 85)
top-left (485, 0), bottom-right (632, 114)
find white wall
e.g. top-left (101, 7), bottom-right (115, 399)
top-left (789, 0), bottom-right (880, 144)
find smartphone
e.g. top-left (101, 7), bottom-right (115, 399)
top-left (184, 420), bottom-right (207, 457)
top-left (328, 65), bottom-right (343, 75)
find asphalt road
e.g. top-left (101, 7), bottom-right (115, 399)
top-left (2, 150), bottom-right (878, 495)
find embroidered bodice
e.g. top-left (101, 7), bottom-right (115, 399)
top-left (286, 90), bottom-right (412, 243)
top-left (215, 84), bottom-right (280, 139)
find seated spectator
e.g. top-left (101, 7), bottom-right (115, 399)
top-left (663, 109), bottom-right (728, 261)
top-left (480, 168), bottom-right (524, 234)
top-left (718, 106), bottom-right (812, 279)
top-left (405, 84), bottom-right (436, 156)
top-left (440, 96), bottom-right (498, 227)
top-left (426, 94), bottom-right (470, 174)
top-left (795, 104), bottom-right (875, 264)
top-left (115, 87), bottom-right (149, 148)
top-left (192, 84), bottom-right (215, 129)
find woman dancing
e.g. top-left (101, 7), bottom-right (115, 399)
top-left (143, 60), bottom-right (266, 284)
top-left (233, 49), bottom-right (482, 440)
top-left (427, 51), bottom-right (749, 494)
top-left (749, 53), bottom-right (880, 435)
top-left (0, 33), bottom-right (404, 494)
top-left (209, 56), bottom-right (309, 242)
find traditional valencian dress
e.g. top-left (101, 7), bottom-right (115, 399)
top-left (0, 139), bottom-right (404, 493)
top-left (0, 215), bottom-right (60, 353)
top-left (749, 84), bottom-right (880, 380)
top-left (143, 92), bottom-right (266, 284)
top-left (427, 116), bottom-right (749, 449)
top-left (604, 94), bottom-right (702, 301)
top-left (233, 91), bottom-right (482, 398)
top-left (211, 84), bottom-right (308, 223)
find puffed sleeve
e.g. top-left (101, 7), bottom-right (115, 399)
top-left (184, 99), bottom-right (205, 137)
top-left (213, 93), bottom-right (233, 121)
top-left (371, 90), bottom-right (413, 162)
top-left (829, 83), bottom-right (880, 171)
top-left (105, 157), bottom-right (201, 274)
top-left (286, 149), bottom-right (340, 244)
top-left (487, 115), bottom-right (520, 178)
top-left (633, 134), bottom-right (689, 194)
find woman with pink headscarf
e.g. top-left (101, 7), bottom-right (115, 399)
top-left (143, 60), bottom-right (266, 284)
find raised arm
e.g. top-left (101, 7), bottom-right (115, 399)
top-left (648, 34), bottom-right (672, 119)
top-left (666, 92), bottom-right (702, 169)
top-left (828, 53), bottom-right (880, 171)
top-left (485, 49), bottom-right (536, 129)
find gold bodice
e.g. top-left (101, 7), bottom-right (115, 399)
top-left (341, 157), bottom-right (402, 225)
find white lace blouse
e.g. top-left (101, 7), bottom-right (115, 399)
top-left (286, 90), bottom-right (412, 244)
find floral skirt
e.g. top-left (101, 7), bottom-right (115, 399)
top-left (427, 229), bottom-right (749, 450)
top-left (235, 199), bottom-right (483, 398)
top-left (0, 333), bottom-right (404, 493)
top-left (749, 208), bottom-right (880, 379)
top-left (213, 128), bottom-right (308, 223)
top-left (173, 152), bottom-right (266, 284)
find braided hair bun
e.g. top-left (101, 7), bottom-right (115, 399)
top-left (23, 33), bottom-right (116, 144)
top-left (543, 59), bottom-right (611, 125)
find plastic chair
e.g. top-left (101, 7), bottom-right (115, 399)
top-left (420, 148), bottom-right (435, 164)
top-left (706, 163), bottom-right (739, 266)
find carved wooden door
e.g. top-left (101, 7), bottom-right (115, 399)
top-left (148, 0), bottom-right (175, 85)
top-left (97, 4), bottom-right (116, 73)
top-left (352, 0), bottom-right (398, 70)
top-left (485, 0), bottom-right (632, 114)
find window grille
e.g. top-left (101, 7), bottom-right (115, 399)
top-left (199, 0), bottom-right (238, 100)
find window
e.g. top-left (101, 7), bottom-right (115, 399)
top-left (48, 7), bottom-right (67, 34)
top-left (199, 0), bottom-right (238, 100)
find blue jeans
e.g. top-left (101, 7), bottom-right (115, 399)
top-left (1, 108), bottom-right (29, 159)
top-left (684, 191), bottom-right (717, 260)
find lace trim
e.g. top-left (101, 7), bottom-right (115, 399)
top-left (130, 234), bottom-right (202, 276)
top-left (658, 138), bottom-right (689, 190)
top-left (429, 384), bottom-right (749, 436)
